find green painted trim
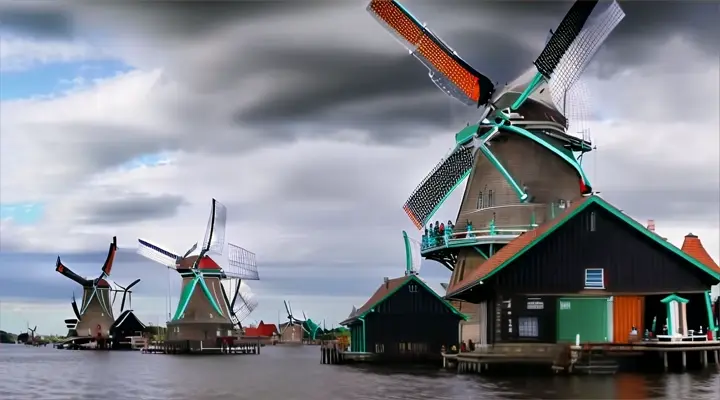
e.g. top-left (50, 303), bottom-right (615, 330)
top-left (402, 231), bottom-right (413, 274)
top-left (359, 317), bottom-right (366, 353)
top-left (422, 168), bottom-right (471, 226)
top-left (490, 243), bottom-right (495, 256)
top-left (455, 124), bottom-right (479, 144)
top-left (500, 125), bottom-right (591, 188)
top-left (473, 246), bottom-right (489, 260)
top-left (510, 71), bottom-right (544, 111)
top-left (197, 275), bottom-right (224, 317)
top-left (704, 290), bottom-right (718, 333)
top-left (449, 196), bottom-right (720, 296)
top-left (174, 276), bottom-right (199, 320)
top-left (477, 142), bottom-right (528, 201)
top-left (666, 305), bottom-right (674, 336)
top-left (660, 294), bottom-right (689, 304)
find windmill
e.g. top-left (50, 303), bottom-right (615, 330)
top-left (280, 301), bottom-right (305, 344)
top-left (137, 198), bottom-right (260, 345)
top-left (55, 236), bottom-right (121, 341)
top-left (300, 310), bottom-right (323, 341)
top-left (26, 324), bottom-right (37, 345)
top-left (367, 0), bottom-right (624, 283)
top-left (111, 278), bottom-right (141, 313)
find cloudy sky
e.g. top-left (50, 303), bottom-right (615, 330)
top-left (0, 0), bottom-right (718, 335)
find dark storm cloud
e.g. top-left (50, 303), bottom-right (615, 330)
top-left (2, 0), bottom-right (716, 141)
top-left (79, 193), bottom-right (186, 225)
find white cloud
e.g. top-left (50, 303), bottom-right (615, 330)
top-left (0, 35), bottom-right (104, 71)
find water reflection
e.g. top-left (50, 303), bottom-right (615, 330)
top-left (0, 344), bottom-right (718, 400)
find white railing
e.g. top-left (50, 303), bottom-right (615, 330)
top-left (421, 225), bottom-right (536, 251)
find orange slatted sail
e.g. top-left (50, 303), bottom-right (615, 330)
top-left (367, 0), bottom-right (494, 107)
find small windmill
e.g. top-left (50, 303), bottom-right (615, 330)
top-left (55, 236), bottom-right (120, 338)
top-left (282, 300), bottom-right (306, 342)
top-left (111, 278), bottom-right (141, 313)
top-left (27, 324), bottom-right (37, 344)
top-left (137, 198), bottom-right (259, 330)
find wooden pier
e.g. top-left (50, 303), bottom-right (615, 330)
top-left (442, 341), bottom-right (720, 375)
top-left (141, 337), bottom-right (262, 355)
top-left (320, 340), bottom-right (375, 365)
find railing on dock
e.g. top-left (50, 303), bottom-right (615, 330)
top-left (141, 336), bottom-right (262, 355)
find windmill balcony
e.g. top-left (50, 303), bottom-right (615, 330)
top-left (421, 224), bottom-right (536, 254)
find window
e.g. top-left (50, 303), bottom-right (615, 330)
top-left (488, 190), bottom-right (494, 207)
top-left (408, 284), bottom-right (418, 293)
top-left (585, 268), bottom-right (605, 289)
top-left (589, 211), bottom-right (596, 232)
top-left (518, 317), bottom-right (539, 337)
top-left (216, 329), bottom-right (222, 337)
top-left (477, 191), bottom-right (484, 209)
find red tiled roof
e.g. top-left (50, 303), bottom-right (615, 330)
top-left (681, 234), bottom-right (720, 274)
top-left (245, 321), bottom-right (278, 337)
top-left (448, 196), bottom-right (592, 295)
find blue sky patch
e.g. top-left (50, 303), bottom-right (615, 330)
top-left (0, 59), bottom-right (132, 100)
top-left (0, 202), bottom-right (44, 224)
top-left (118, 152), bottom-right (173, 172)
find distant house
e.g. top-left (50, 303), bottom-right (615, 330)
top-left (278, 323), bottom-right (304, 344)
top-left (245, 321), bottom-right (278, 337)
top-left (445, 196), bottom-right (720, 345)
top-left (341, 273), bottom-right (465, 361)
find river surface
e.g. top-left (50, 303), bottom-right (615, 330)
top-left (0, 343), bottom-right (718, 399)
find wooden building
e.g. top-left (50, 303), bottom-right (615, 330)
top-left (445, 195), bottom-right (720, 345)
top-left (278, 323), bottom-right (304, 344)
top-left (341, 274), bottom-right (465, 362)
top-left (110, 310), bottom-right (146, 349)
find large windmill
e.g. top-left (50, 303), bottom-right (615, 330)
top-left (366, 0), bottom-right (625, 286)
top-left (137, 198), bottom-right (260, 347)
top-left (55, 236), bottom-right (130, 342)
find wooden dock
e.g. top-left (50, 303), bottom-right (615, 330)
top-left (320, 340), bottom-right (376, 365)
top-left (442, 341), bottom-right (720, 375)
top-left (141, 337), bottom-right (262, 355)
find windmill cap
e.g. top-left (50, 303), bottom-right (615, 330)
top-left (685, 233), bottom-right (698, 238)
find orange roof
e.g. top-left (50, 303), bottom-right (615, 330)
top-left (448, 197), bottom-right (592, 295)
top-left (356, 276), bottom-right (410, 316)
top-left (681, 234), bottom-right (720, 274)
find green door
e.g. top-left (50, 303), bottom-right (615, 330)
top-left (557, 297), bottom-right (609, 343)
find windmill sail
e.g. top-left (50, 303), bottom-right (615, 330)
top-left (202, 199), bottom-right (227, 254)
top-left (547, 1), bottom-right (625, 114)
top-left (403, 146), bottom-right (474, 229)
top-left (222, 279), bottom-right (258, 326)
top-left (403, 231), bottom-right (422, 275)
top-left (225, 243), bottom-right (259, 280)
top-left (366, 0), bottom-right (495, 107)
top-left (137, 239), bottom-right (180, 267)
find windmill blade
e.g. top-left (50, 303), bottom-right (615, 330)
top-left (137, 239), bottom-right (180, 267)
top-left (563, 78), bottom-right (593, 144)
top-left (202, 198), bottom-right (227, 254)
top-left (71, 293), bottom-right (82, 320)
top-left (100, 236), bottom-right (118, 276)
top-left (548, 1), bottom-right (624, 115)
top-left (182, 243), bottom-right (198, 258)
top-left (112, 290), bottom-right (118, 307)
top-left (55, 258), bottom-right (91, 286)
top-left (232, 281), bottom-right (258, 323)
top-left (302, 311), bottom-right (307, 320)
top-left (120, 291), bottom-right (128, 312)
top-left (402, 231), bottom-right (423, 274)
top-left (366, 0), bottom-right (495, 107)
top-left (125, 278), bottom-right (141, 291)
top-left (440, 282), bottom-right (449, 290)
top-left (225, 243), bottom-right (259, 280)
top-left (403, 146), bottom-right (474, 229)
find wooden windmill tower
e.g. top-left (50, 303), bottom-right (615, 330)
top-left (366, 0), bottom-right (625, 296)
top-left (137, 198), bottom-right (259, 350)
top-left (55, 236), bottom-right (121, 344)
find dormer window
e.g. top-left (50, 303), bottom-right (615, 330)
top-left (477, 191), bottom-right (484, 209)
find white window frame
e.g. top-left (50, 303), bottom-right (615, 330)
top-left (518, 316), bottom-right (539, 338)
top-left (584, 268), bottom-right (605, 289)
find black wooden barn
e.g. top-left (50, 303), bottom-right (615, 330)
top-left (110, 310), bottom-right (146, 349)
top-left (445, 195), bottom-right (720, 345)
top-left (341, 274), bottom-right (465, 361)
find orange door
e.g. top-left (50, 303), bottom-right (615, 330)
top-left (613, 296), bottom-right (644, 343)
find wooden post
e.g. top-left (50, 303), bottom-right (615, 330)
top-left (702, 351), bottom-right (708, 368)
top-left (663, 352), bottom-right (668, 372)
top-left (681, 351), bottom-right (686, 371)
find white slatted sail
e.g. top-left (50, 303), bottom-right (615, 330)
top-left (137, 239), bottom-right (179, 268)
top-left (548, 1), bottom-right (625, 114)
top-left (403, 231), bottom-right (422, 275)
top-left (202, 199), bottom-right (227, 254)
top-left (226, 243), bottom-right (259, 280)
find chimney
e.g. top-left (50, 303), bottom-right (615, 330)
top-left (383, 277), bottom-right (389, 289)
top-left (647, 219), bottom-right (655, 232)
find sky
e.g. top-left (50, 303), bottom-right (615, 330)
top-left (0, 0), bottom-right (718, 335)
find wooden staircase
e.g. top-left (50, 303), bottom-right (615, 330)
top-left (571, 348), bottom-right (619, 375)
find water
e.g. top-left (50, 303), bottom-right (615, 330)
top-left (1, 344), bottom-right (718, 400)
